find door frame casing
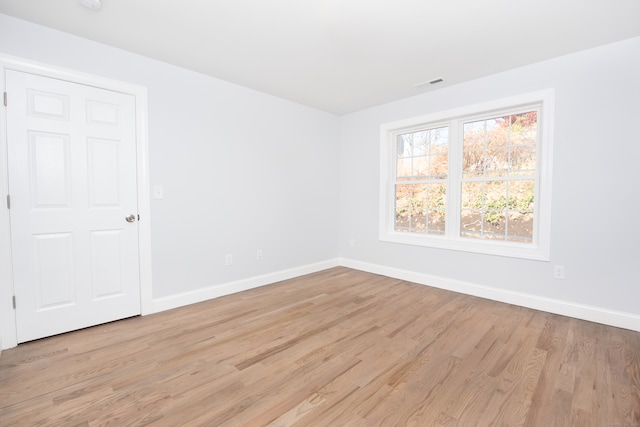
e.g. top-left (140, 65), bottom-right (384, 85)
top-left (0, 54), bottom-right (153, 349)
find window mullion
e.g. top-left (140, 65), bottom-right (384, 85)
top-left (446, 119), bottom-right (461, 238)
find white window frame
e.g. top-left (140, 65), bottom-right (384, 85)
top-left (379, 89), bottom-right (554, 260)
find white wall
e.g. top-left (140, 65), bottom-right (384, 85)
top-left (1, 12), bottom-right (638, 338)
top-left (0, 14), bottom-right (340, 302)
top-left (338, 37), bottom-right (640, 324)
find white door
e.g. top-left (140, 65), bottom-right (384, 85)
top-left (6, 70), bottom-right (141, 343)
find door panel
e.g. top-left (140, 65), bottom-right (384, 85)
top-left (90, 229), bottom-right (125, 298)
top-left (88, 138), bottom-right (120, 206)
top-left (33, 233), bottom-right (75, 309)
top-left (30, 132), bottom-right (71, 207)
top-left (7, 70), bottom-right (141, 343)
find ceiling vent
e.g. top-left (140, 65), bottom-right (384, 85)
top-left (414, 78), bottom-right (444, 89)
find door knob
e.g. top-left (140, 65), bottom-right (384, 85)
top-left (125, 214), bottom-right (136, 223)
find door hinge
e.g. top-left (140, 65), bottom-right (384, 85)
top-left (12, 295), bottom-right (16, 309)
top-left (6, 194), bottom-right (9, 209)
top-left (138, 214), bottom-right (140, 221)
top-left (3, 92), bottom-right (6, 107)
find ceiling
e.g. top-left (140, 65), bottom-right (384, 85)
top-left (1, 0), bottom-right (639, 115)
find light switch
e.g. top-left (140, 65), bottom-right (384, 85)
top-left (153, 185), bottom-right (164, 199)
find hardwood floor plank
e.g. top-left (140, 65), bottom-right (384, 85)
top-left (266, 392), bottom-right (326, 427)
top-left (1, 267), bottom-right (639, 426)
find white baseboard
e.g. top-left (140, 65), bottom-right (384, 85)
top-left (4, 257), bottom-right (633, 351)
top-left (151, 259), bottom-right (341, 313)
top-left (339, 258), bottom-right (640, 332)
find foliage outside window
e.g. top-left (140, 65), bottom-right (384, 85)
top-left (395, 126), bottom-right (449, 235)
top-left (459, 112), bottom-right (537, 243)
top-left (380, 90), bottom-right (554, 260)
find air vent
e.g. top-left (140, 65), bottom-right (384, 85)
top-left (414, 78), bottom-right (444, 89)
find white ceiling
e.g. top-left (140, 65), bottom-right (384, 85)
top-left (1, 0), bottom-right (639, 115)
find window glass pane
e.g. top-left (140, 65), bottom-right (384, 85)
top-left (506, 179), bottom-right (534, 242)
top-left (485, 147), bottom-right (509, 177)
top-left (463, 121), bottom-right (485, 150)
top-left (461, 180), bottom-right (483, 236)
top-left (461, 180), bottom-right (510, 241)
top-left (463, 120), bottom-right (486, 177)
top-left (397, 134), bottom-right (412, 158)
top-left (484, 180), bottom-right (507, 229)
top-left (396, 157), bottom-right (412, 179)
top-left (425, 127), bottom-right (448, 178)
top-left (487, 117), bottom-right (509, 147)
top-left (510, 112), bottom-right (537, 177)
top-left (427, 183), bottom-right (446, 235)
top-left (460, 209), bottom-right (482, 235)
top-left (427, 183), bottom-right (446, 210)
top-left (414, 156), bottom-right (428, 177)
top-left (463, 111), bottom-right (538, 179)
top-left (510, 145), bottom-right (536, 176)
top-left (430, 154), bottom-right (448, 178)
top-left (507, 180), bottom-right (535, 211)
top-left (427, 210), bottom-right (446, 234)
top-left (395, 183), bottom-right (447, 235)
top-left (462, 149), bottom-right (484, 178)
top-left (411, 184), bottom-right (427, 232)
top-left (482, 211), bottom-right (507, 239)
top-left (511, 112), bottom-right (538, 145)
top-left (395, 184), bottom-right (411, 230)
top-left (507, 211), bottom-right (533, 242)
top-left (413, 210), bottom-right (427, 232)
top-left (412, 131), bottom-right (428, 156)
top-left (430, 127), bottom-right (449, 153)
top-left (461, 181), bottom-right (481, 209)
top-left (396, 126), bottom-right (449, 180)
top-left (394, 184), bottom-right (426, 232)
top-left (461, 179), bottom-right (534, 242)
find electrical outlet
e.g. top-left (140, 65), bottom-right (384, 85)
top-left (225, 254), bottom-right (233, 266)
top-left (553, 265), bottom-right (565, 279)
top-left (257, 250), bottom-right (263, 260)
top-left (348, 238), bottom-right (355, 247)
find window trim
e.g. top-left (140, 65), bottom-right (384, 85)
top-left (379, 89), bottom-right (554, 260)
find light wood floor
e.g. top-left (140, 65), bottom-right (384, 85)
top-left (1, 267), bottom-right (639, 426)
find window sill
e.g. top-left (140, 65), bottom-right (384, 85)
top-left (379, 231), bottom-right (549, 261)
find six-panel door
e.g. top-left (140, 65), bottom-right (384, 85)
top-left (6, 70), bottom-right (141, 343)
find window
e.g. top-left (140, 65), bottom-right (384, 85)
top-left (379, 90), bottom-right (554, 260)
top-left (395, 126), bottom-right (449, 235)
